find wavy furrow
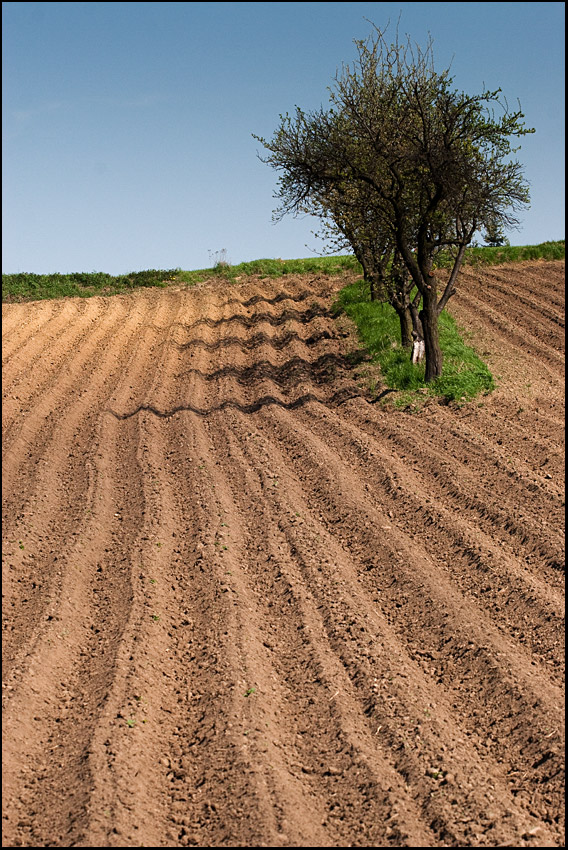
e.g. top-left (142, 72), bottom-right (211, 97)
top-left (452, 288), bottom-right (563, 372)
top-left (251, 404), bottom-right (563, 833)
top-left (2, 262), bottom-right (564, 847)
top-left (214, 404), bottom-right (559, 845)
top-left (1, 299), bottom-right (69, 362)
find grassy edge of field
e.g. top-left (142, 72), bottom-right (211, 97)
top-left (333, 279), bottom-right (496, 408)
top-left (3, 240), bottom-right (563, 303)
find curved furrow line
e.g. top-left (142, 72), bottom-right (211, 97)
top-left (1, 299), bottom-right (69, 362)
top-left (451, 289), bottom-right (564, 371)
top-left (2, 269), bottom-right (563, 847)
top-left (1, 406), bottom-right (144, 847)
top-left (453, 270), bottom-right (565, 345)
top-left (500, 405), bottom-right (565, 435)
top-left (96, 283), bottom-right (305, 847)
top-left (1, 299), bottom-right (95, 398)
top-left (1, 292), bottom-right (194, 847)
top-left (458, 263), bottom-right (565, 317)
top-left (252, 404), bottom-right (565, 818)
top-left (376, 402), bottom-right (564, 503)
top-left (343, 408), bottom-right (564, 571)
top-left (201, 408), bottom-right (439, 847)
top-left (220, 287), bottom-right (313, 310)
top-left (0, 303), bottom-right (30, 340)
top-left (2, 300), bottom-right (124, 467)
top-left (273, 402), bottom-right (565, 663)
top-left (485, 397), bottom-right (566, 435)
top-left (175, 284), bottom-right (556, 840)
top-left (379, 405), bottom-right (563, 519)
top-left (466, 276), bottom-right (565, 332)
top-left (446, 409), bottom-right (564, 498)
top-left (2, 292), bottom-right (154, 506)
top-left (77, 290), bottom-right (233, 847)
top-left (167, 305), bottom-right (331, 336)
top-left (1, 297), bottom-right (127, 452)
top-left (460, 261), bottom-right (565, 298)
top-left (2, 297), bottom-right (105, 404)
top-left (214, 404), bottom-right (558, 847)
top-left (165, 415), bottom-right (343, 847)
top-left (2, 301), bottom-right (112, 441)
top-left (423, 405), bottom-right (565, 497)
top-left (1, 293), bottom-right (174, 681)
top-left (200, 286), bottom-right (356, 413)
top-left (133, 284), bottom-right (435, 846)
top-left (296, 403), bottom-right (564, 672)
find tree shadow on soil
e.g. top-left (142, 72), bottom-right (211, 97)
top-left (106, 387), bottom-right (360, 420)
top-left (169, 304), bottom-right (332, 335)
top-left (175, 352), bottom-right (352, 387)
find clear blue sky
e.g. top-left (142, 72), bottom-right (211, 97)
top-left (2, 1), bottom-right (565, 274)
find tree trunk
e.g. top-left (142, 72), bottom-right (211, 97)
top-left (409, 302), bottom-right (424, 340)
top-left (419, 300), bottom-right (443, 382)
top-left (394, 304), bottom-right (413, 349)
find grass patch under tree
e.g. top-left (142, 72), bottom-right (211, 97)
top-left (334, 278), bottom-right (495, 406)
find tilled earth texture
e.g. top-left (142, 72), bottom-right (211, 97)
top-left (2, 260), bottom-right (564, 848)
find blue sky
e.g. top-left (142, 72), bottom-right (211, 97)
top-left (2, 1), bottom-right (565, 274)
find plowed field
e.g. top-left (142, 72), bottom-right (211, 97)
top-left (2, 260), bottom-right (564, 847)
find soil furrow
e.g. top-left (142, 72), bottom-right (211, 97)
top-left (2, 262), bottom-right (564, 847)
top-left (1, 297), bottom-right (126, 454)
top-left (341, 406), bottom-right (564, 572)
top-left (457, 262), bottom-right (565, 321)
top-left (1, 295), bottom-right (171, 679)
top-left (447, 270), bottom-right (565, 346)
top-left (258, 405), bottom-right (564, 828)
top-left (215, 404), bottom-right (560, 846)
top-left (298, 403), bottom-right (565, 671)
top-left (1, 299), bottom-right (104, 404)
top-left (204, 411), bottom-right (439, 847)
top-left (1, 409), bottom-right (144, 846)
top-left (450, 289), bottom-right (564, 372)
top-left (1, 299), bottom-right (73, 363)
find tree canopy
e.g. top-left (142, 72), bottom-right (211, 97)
top-left (254, 24), bottom-right (533, 381)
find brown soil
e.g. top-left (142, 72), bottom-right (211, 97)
top-left (2, 260), bottom-right (564, 848)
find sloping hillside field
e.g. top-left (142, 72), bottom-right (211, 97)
top-left (2, 261), bottom-right (564, 847)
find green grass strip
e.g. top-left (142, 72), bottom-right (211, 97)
top-left (2, 240), bottom-right (563, 302)
top-left (434, 240), bottom-right (564, 269)
top-left (175, 254), bottom-right (362, 286)
top-left (335, 278), bottom-right (495, 405)
top-left (1, 269), bottom-right (182, 302)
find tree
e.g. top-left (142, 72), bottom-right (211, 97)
top-left (254, 24), bottom-right (533, 381)
top-left (307, 181), bottom-right (422, 348)
top-left (482, 218), bottom-right (510, 247)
